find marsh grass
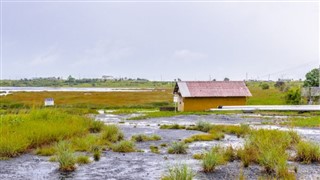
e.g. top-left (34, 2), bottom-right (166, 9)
top-left (1, 90), bottom-right (173, 109)
top-left (0, 109), bottom-right (92, 158)
top-left (76, 155), bottom-right (91, 164)
top-left (184, 133), bottom-right (224, 143)
top-left (238, 129), bottom-right (298, 178)
top-left (210, 124), bottom-right (250, 138)
top-left (202, 147), bottom-right (225, 172)
top-left (101, 125), bottom-right (124, 143)
top-left (56, 141), bottom-right (76, 172)
top-left (112, 140), bottom-right (136, 153)
top-left (295, 141), bottom-right (320, 164)
top-left (89, 120), bottom-right (104, 133)
top-left (168, 142), bottom-right (188, 154)
top-left (36, 145), bottom-right (56, 156)
top-left (161, 164), bottom-right (194, 180)
top-left (193, 153), bottom-right (204, 160)
top-left (71, 135), bottom-right (100, 152)
top-left (131, 134), bottom-right (162, 142)
top-left (150, 145), bottom-right (160, 154)
top-left (91, 145), bottom-right (101, 161)
top-left (160, 124), bottom-right (186, 129)
top-left (223, 146), bottom-right (236, 162)
top-left (283, 117), bottom-right (320, 127)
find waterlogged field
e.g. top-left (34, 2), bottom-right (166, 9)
top-left (1, 109), bottom-right (320, 179)
top-left (1, 81), bottom-right (319, 179)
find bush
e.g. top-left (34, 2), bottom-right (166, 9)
top-left (92, 145), bottom-right (101, 161)
top-left (112, 140), bottom-right (136, 153)
top-left (56, 141), bottom-right (76, 172)
top-left (296, 141), bottom-right (320, 164)
top-left (168, 142), bottom-right (188, 154)
top-left (162, 164), bottom-right (194, 180)
top-left (261, 83), bottom-right (270, 90)
top-left (285, 88), bottom-right (301, 105)
top-left (101, 125), bottom-right (124, 143)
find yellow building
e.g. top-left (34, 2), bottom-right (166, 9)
top-left (173, 81), bottom-right (252, 111)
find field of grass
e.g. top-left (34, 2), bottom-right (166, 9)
top-left (0, 109), bottom-right (93, 158)
top-left (0, 90), bottom-right (173, 109)
top-left (282, 116), bottom-right (320, 127)
top-left (246, 82), bottom-right (286, 105)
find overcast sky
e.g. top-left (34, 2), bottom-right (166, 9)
top-left (1, 1), bottom-right (319, 81)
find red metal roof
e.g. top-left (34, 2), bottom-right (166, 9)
top-left (174, 81), bottom-right (252, 97)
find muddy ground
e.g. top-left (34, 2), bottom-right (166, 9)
top-left (1, 113), bottom-right (319, 180)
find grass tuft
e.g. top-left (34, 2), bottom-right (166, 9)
top-left (162, 164), bottom-right (194, 180)
top-left (168, 142), bottom-right (188, 154)
top-left (101, 125), bottom-right (124, 143)
top-left (202, 147), bottom-right (224, 173)
top-left (89, 120), bottom-right (104, 133)
top-left (112, 140), bottom-right (136, 153)
top-left (76, 155), bottom-right (91, 164)
top-left (295, 141), bottom-right (320, 164)
top-left (150, 145), bottom-right (160, 154)
top-left (131, 134), bottom-right (161, 142)
top-left (56, 141), bottom-right (76, 172)
top-left (35, 145), bottom-right (56, 156)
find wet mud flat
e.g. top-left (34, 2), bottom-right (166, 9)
top-left (1, 114), bottom-right (320, 180)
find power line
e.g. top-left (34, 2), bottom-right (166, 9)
top-left (258, 61), bottom-right (318, 78)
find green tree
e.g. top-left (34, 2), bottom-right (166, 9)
top-left (303, 68), bottom-right (319, 87)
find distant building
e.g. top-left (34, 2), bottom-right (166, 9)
top-left (44, 98), bottom-right (54, 106)
top-left (102, 75), bottom-right (114, 80)
top-left (173, 81), bottom-right (252, 111)
top-left (278, 78), bottom-right (293, 82)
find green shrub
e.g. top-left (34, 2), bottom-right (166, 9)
top-left (112, 140), bottom-right (136, 153)
top-left (296, 141), bottom-right (320, 164)
top-left (56, 141), bottom-right (76, 172)
top-left (285, 88), bottom-right (301, 105)
top-left (76, 155), bottom-right (91, 164)
top-left (101, 125), bottom-right (124, 143)
top-left (168, 142), bottom-right (188, 154)
top-left (261, 83), bottom-right (270, 90)
top-left (162, 164), bottom-right (194, 180)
